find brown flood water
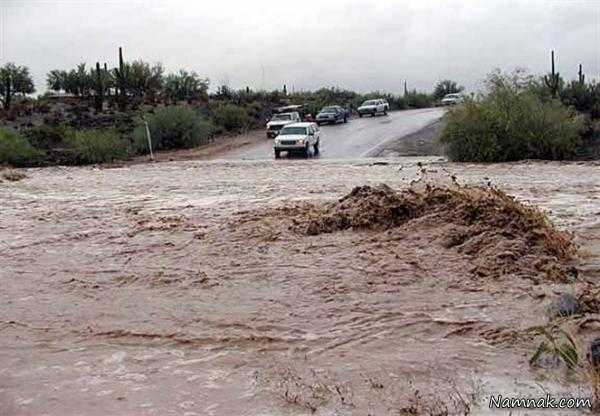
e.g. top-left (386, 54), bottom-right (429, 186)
top-left (1, 158), bottom-right (599, 415)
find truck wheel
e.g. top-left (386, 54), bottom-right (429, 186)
top-left (274, 150), bottom-right (281, 159)
top-left (383, 109), bottom-right (388, 115)
top-left (358, 113), bottom-right (363, 118)
top-left (372, 111), bottom-right (376, 117)
top-left (343, 116), bottom-right (347, 123)
top-left (314, 141), bottom-right (320, 155)
top-left (303, 145), bottom-right (310, 158)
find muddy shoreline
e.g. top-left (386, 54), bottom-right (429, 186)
top-left (1, 158), bottom-right (599, 415)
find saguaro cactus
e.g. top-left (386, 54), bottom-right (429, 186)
top-left (103, 62), bottom-right (111, 97)
top-left (578, 63), bottom-right (585, 85)
top-left (404, 80), bottom-right (408, 96)
top-left (113, 47), bottom-right (128, 110)
top-left (544, 50), bottom-right (560, 97)
top-left (283, 84), bottom-right (287, 95)
top-left (94, 62), bottom-right (104, 112)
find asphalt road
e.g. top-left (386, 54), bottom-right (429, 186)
top-left (221, 107), bottom-right (446, 160)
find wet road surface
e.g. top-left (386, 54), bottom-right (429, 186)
top-left (221, 108), bottom-right (446, 160)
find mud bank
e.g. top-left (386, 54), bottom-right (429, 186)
top-left (1, 158), bottom-right (599, 415)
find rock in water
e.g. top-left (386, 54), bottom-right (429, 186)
top-left (548, 293), bottom-right (580, 317)
top-left (590, 338), bottom-right (600, 369)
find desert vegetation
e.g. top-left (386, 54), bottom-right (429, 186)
top-left (132, 106), bottom-right (214, 153)
top-left (433, 79), bottom-right (464, 100)
top-left (0, 47), bottom-right (439, 167)
top-left (2, 48), bottom-right (600, 167)
top-left (0, 128), bottom-right (43, 167)
top-left (441, 52), bottom-right (600, 162)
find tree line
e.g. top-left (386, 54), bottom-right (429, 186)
top-left (1, 46), bottom-right (466, 114)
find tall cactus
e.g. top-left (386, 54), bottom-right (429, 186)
top-left (113, 47), bottom-right (128, 110)
top-left (404, 80), bottom-right (408, 96)
top-left (283, 84), bottom-right (287, 95)
top-left (94, 62), bottom-right (104, 112)
top-left (543, 50), bottom-right (560, 97)
top-left (578, 63), bottom-right (585, 85)
top-left (103, 62), bottom-right (111, 97)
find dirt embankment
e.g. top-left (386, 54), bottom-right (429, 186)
top-left (124, 129), bottom-right (265, 165)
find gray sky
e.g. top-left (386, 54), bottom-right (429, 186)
top-left (1, 0), bottom-right (599, 95)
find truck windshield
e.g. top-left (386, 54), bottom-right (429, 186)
top-left (272, 114), bottom-right (292, 121)
top-left (321, 107), bottom-right (337, 113)
top-left (362, 100), bottom-right (378, 106)
top-left (279, 127), bottom-right (307, 135)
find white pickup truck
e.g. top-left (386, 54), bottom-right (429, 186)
top-left (266, 112), bottom-right (301, 138)
top-left (357, 99), bottom-right (389, 117)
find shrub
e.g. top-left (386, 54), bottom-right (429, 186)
top-left (440, 72), bottom-right (584, 162)
top-left (434, 80), bottom-right (464, 100)
top-left (63, 129), bottom-right (129, 164)
top-left (0, 128), bottom-right (43, 167)
top-left (212, 103), bottom-right (252, 131)
top-left (23, 124), bottom-right (70, 149)
top-left (133, 105), bottom-right (214, 153)
top-left (406, 92), bottom-right (435, 108)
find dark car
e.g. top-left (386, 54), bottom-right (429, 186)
top-left (316, 105), bottom-right (348, 125)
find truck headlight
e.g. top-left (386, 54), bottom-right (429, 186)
top-left (297, 139), bottom-right (305, 145)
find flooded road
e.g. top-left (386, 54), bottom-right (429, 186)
top-left (221, 108), bottom-right (445, 160)
top-left (1, 158), bottom-right (600, 415)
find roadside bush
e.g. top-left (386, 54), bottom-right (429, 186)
top-left (440, 73), bottom-right (584, 162)
top-left (0, 128), bottom-right (43, 167)
top-left (63, 129), bottom-right (129, 164)
top-left (212, 103), bottom-right (252, 132)
top-left (133, 105), bottom-right (214, 153)
top-left (23, 124), bottom-right (70, 149)
top-left (406, 92), bottom-right (435, 109)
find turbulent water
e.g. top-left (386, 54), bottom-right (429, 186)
top-left (1, 158), bottom-right (599, 415)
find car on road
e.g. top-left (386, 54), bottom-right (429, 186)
top-left (441, 93), bottom-right (464, 105)
top-left (316, 105), bottom-right (348, 125)
top-left (266, 112), bottom-right (301, 138)
top-left (274, 122), bottom-right (320, 159)
top-left (357, 99), bottom-right (389, 117)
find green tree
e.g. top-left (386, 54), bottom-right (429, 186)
top-left (433, 79), bottom-right (464, 100)
top-left (164, 70), bottom-right (209, 103)
top-left (0, 63), bottom-right (35, 109)
top-left (128, 60), bottom-right (164, 101)
top-left (75, 63), bottom-right (92, 96)
top-left (46, 70), bottom-right (66, 92)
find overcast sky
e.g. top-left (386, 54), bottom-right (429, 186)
top-left (1, 0), bottom-right (599, 95)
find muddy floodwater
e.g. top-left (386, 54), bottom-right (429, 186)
top-left (1, 158), bottom-right (600, 415)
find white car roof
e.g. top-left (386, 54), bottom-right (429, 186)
top-left (283, 122), bottom-right (312, 128)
